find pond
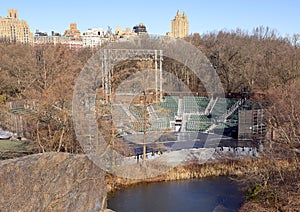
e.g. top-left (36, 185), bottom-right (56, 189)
top-left (108, 177), bottom-right (245, 212)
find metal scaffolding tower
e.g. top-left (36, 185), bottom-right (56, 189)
top-left (238, 108), bottom-right (266, 142)
top-left (101, 49), bottom-right (163, 103)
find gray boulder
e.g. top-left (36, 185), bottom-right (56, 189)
top-left (0, 152), bottom-right (108, 211)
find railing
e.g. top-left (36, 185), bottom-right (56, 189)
top-left (217, 98), bottom-right (245, 122)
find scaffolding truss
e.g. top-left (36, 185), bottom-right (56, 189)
top-left (101, 49), bottom-right (163, 102)
top-left (238, 109), bottom-right (266, 143)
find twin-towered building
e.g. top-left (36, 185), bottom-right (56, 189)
top-left (0, 9), bottom-right (33, 44)
top-left (167, 9), bottom-right (189, 38)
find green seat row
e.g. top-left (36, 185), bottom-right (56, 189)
top-left (186, 121), bottom-right (211, 131)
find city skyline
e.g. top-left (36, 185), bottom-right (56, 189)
top-left (1, 0), bottom-right (300, 37)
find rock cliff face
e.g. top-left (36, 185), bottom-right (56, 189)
top-left (0, 153), bottom-right (107, 212)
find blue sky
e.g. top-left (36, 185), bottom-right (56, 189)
top-left (1, 0), bottom-right (299, 37)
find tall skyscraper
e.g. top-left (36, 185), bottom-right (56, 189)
top-left (167, 10), bottom-right (189, 38)
top-left (0, 9), bottom-right (33, 44)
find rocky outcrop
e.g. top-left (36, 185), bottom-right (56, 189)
top-left (0, 153), bottom-right (107, 212)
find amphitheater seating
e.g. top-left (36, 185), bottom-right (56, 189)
top-left (125, 96), bottom-right (240, 133)
top-left (183, 96), bottom-right (209, 113)
top-left (210, 98), bottom-right (238, 117)
top-left (156, 96), bottom-right (178, 118)
top-left (186, 121), bottom-right (211, 131)
top-left (129, 120), bottom-right (170, 132)
top-left (129, 99), bottom-right (172, 131)
top-left (213, 122), bottom-right (238, 130)
top-left (129, 105), bottom-right (144, 120)
top-left (130, 122), bottom-right (144, 132)
top-left (148, 120), bottom-right (169, 131)
top-left (186, 113), bottom-right (212, 131)
top-left (189, 114), bottom-right (211, 122)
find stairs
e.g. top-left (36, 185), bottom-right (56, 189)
top-left (217, 98), bottom-right (246, 122)
top-left (204, 96), bottom-right (219, 115)
top-left (205, 123), bottom-right (217, 133)
top-left (177, 97), bottom-right (184, 117)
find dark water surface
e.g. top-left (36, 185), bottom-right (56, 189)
top-left (108, 177), bottom-right (245, 212)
